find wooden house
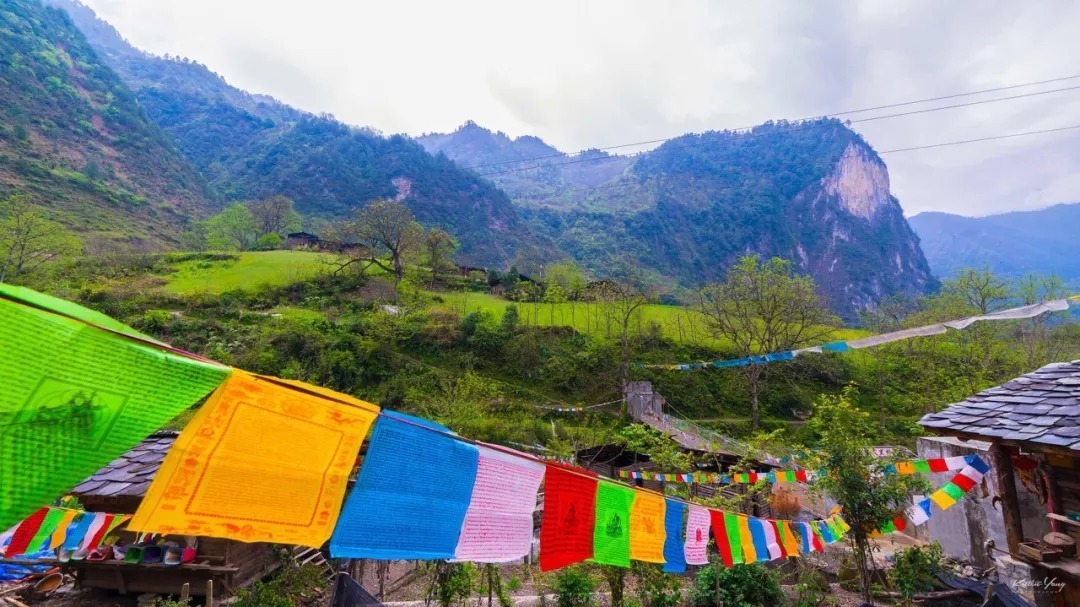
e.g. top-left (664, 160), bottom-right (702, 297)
top-left (920, 360), bottom-right (1080, 606)
top-left (67, 432), bottom-right (279, 597)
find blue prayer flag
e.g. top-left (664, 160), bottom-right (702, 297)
top-left (748, 518), bottom-right (770, 561)
top-left (330, 412), bottom-right (479, 559)
top-left (662, 500), bottom-right (686, 573)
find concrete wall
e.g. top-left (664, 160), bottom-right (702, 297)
top-left (917, 436), bottom-right (1050, 568)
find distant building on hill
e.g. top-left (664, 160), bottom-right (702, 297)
top-left (286, 232), bottom-right (319, 249)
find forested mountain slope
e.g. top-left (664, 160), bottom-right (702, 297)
top-left (0, 0), bottom-right (215, 243)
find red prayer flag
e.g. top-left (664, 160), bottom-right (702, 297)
top-left (748, 473), bottom-right (758, 483)
top-left (928, 458), bottom-right (949, 473)
top-left (952, 472), bottom-right (977, 492)
top-left (892, 516), bottom-right (907, 532)
top-left (795, 470), bottom-right (808, 482)
top-left (809, 524), bottom-right (825, 552)
top-left (83, 514), bottom-right (115, 551)
top-left (709, 509), bottom-right (734, 567)
top-left (3, 508), bottom-right (48, 557)
top-left (769, 520), bottom-right (788, 558)
top-left (539, 464), bottom-right (597, 571)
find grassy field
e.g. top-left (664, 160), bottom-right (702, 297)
top-left (437, 291), bottom-right (865, 347)
top-left (162, 250), bottom-right (336, 294)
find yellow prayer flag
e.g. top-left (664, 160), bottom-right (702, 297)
top-left (896, 462), bottom-right (916, 475)
top-left (48, 509), bottom-right (79, 549)
top-left (629, 492), bottom-right (666, 563)
top-left (129, 371), bottom-right (378, 547)
top-left (777, 520), bottom-right (800, 556)
top-left (928, 489), bottom-right (956, 511)
top-left (737, 515), bottom-right (757, 564)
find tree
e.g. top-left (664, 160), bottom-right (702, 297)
top-left (334, 199), bottom-right (425, 283)
top-left (0, 193), bottom-right (81, 283)
top-left (698, 255), bottom-right (837, 429)
top-left (594, 279), bottom-right (649, 396)
top-left (206, 203), bottom-right (258, 250)
top-left (246, 194), bottom-right (301, 237)
top-left (423, 228), bottom-right (458, 286)
top-left (807, 387), bottom-right (928, 606)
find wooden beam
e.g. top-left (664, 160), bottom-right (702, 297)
top-left (990, 443), bottom-right (1024, 554)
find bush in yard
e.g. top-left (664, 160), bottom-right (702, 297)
top-left (553, 565), bottom-right (597, 607)
top-left (690, 563), bottom-right (784, 607)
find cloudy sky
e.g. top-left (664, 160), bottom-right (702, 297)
top-left (83, 0), bottom-right (1080, 216)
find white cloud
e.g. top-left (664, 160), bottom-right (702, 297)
top-left (83, 0), bottom-right (1080, 216)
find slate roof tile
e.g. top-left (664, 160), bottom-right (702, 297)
top-left (70, 431), bottom-right (178, 500)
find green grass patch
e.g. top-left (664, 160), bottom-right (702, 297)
top-left (162, 250), bottom-right (338, 294)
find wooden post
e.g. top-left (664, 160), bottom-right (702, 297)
top-left (180, 583), bottom-right (189, 602)
top-left (990, 443), bottom-right (1024, 554)
top-left (205, 580), bottom-right (213, 607)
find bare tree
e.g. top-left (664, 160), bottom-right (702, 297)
top-left (595, 279), bottom-right (650, 397)
top-left (246, 194), bottom-right (301, 236)
top-left (333, 199), bottom-right (424, 283)
top-left (0, 193), bottom-right (81, 283)
top-left (698, 255), bottom-right (837, 429)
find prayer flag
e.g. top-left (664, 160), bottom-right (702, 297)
top-left (817, 520), bottom-right (835, 544)
top-left (133, 371), bottom-right (377, 548)
top-left (683, 505), bottom-right (710, 565)
top-left (806, 522), bottom-right (824, 552)
top-left (747, 518), bottom-right (770, 562)
top-left (723, 512), bottom-right (744, 565)
top-left (628, 492), bottom-right (666, 564)
top-left (795, 470), bottom-right (808, 483)
top-left (49, 509), bottom-right (79, 550)
top-left (662, 500), bottom-right (686, 573)
top-left (968, 456), bottom-right (990, 475)
top-left (331, 412), bottom-right (475, 559)
top-left (592, 483), bottom-right (635, 567)
top-left (82, 513), bottom-right (113, 551)
top-left (928, 459), bottom-right (949, 473)
top-left (762, 519), bottom-right (783, 560)
top-left (0, 288), bottom-right (230, 529)
top-left (709, 510), bottom-right (733, 567)
top-left (777, 520), bottom-right (800, 557)
top-left (26, 508), bottom-right (65, 554)
top-left (64, 512), bottom-right (95, 551)
top-left (941, 482), bottom-right (966, 501)
top-left (737, 515), bottom-right (757, 564)
top-left (945, 456), bottom-right (969, 470)
top-left (896, 462), bottom-right (916, 475)
top-left (952, 471), bottom-right (977, 492)
top-left (913, 461), bottom-right (931, 474)
top-left (3, 508), bottom-right (47, 557)
top-left (539, 464), bottom-right (597, 571)
top-left (453, 445), bottom-right (545, 563)
top-left (796, 522), bottom-right (812, 553)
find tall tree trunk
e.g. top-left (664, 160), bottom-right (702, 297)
top-left (747, 366), bottom-right (762, 429)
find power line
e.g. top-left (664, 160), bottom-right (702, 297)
top-left (477, 84), bottom-right (1080, 178)
top-left (462, 74), bottom-right (1080, 171)
top-left (511, 123), bottom-right (1080, 201)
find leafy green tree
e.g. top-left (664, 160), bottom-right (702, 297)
top-left (0, 193), bottom-right (81, 283)
top-left (698, 255), bottom-right (836, 428)
top-left (543, 282), bottom-right (568, 325)
top-left (807, 387), bottom-right (928, 606)
top-left (206, 203), bottom-right (258, 250)
top-left (246, 194), bottom-right (301, 237)
top-left (424, 227), bottom-right (458, 286)
top-left (256, 233), bottom-right (284, 250)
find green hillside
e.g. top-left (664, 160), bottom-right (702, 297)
top-left (162, 250), bottom-right (337, 294)
top-left (0, 0), bottom-right (215, 243)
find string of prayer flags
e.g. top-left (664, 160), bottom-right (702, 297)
top-left (331, 412), bottom-right (477, 559)
top-left (618, 469), bottom-right (813, 485)
top-left (453, 444), bottom-right (545, 563)
top-left (130, 371), bottom-right (376, 547)
top-left (683, 505), bottom-right (711, 565)
top-left (661, 500), bottom-right (686, 573)
top-left (3, 508), bottom-right (48, 557)
top-left (0, 286), bottom-right (230, 530)
top-left (592, 483), bottom-right (635, 567)
top-left (26, 508), bottom-right (66, 554)
top-left (881, 455), bottom-right (989, 535)
top-left (0, 507), bottom-right (131, 558)
top-left (628, 492), bottom-right (666, 564)
top-left (539, 464), bottom-right (598, 571)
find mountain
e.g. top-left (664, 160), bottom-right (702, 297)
top-left (910, 204), bottom-right (1080, 287)
top-left (0, 0), bottom-right (214, 243)
top-left (48, 0), bottom-right (526, 266)
top-left (423, 120), bottom-right (937, 315)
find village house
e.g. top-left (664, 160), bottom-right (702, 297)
top-left (919, 360), bottom-right (1080, 606)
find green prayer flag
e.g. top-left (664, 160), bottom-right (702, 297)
top-left (0, 283), bottom-right (158, 342)
top-left (26, 508), bottom-right (65, 554)
top-left (591, 482), bottom-right (635, 567)
top-left (723, 512), bottom-right (744, 565)
top-left (785, 471), bottom-right (796, 483)
top-left (881, 519), bottom-right (896, 534)
top-left (913, 460), bottom-right (931, 474)
top-left (0, 291), bottom-right (230, 529)
top-left (942, 482), bottom-right (966, 501)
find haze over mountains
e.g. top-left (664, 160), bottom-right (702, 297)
top-left (5, 0), bottom-right (1073, 315)
top-left (910, 203), bottom-right (1080, 288)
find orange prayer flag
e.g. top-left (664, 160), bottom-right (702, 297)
top-left (628, 492), bottom-right (666, 564)
top-left (128, 370), bottom-right (378, 547)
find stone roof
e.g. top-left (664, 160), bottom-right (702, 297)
top-left (919, 360), bottom-right (1080, 449)
top-left (70, 431), bottom-right (177, 499)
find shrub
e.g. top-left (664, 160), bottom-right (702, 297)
top-left (889, 542), bottom-right (943, 599)
top-left (632, 563), bottom-right (681, 607)
top-left (690, 563), bottom-right (784, 607)
top-left (553, 565), bottom-right (597, 607)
